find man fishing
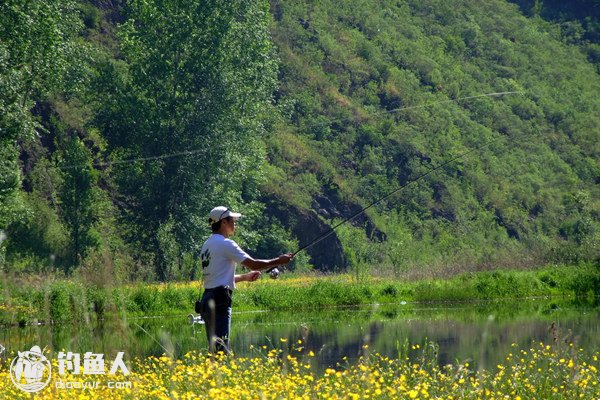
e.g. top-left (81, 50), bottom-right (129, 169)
top-left (199, 206), bottom-right (293, 354)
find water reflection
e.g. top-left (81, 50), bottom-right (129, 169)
top-left (1, 298), bottom-right (598, 372)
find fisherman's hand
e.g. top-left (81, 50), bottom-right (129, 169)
top-left (246, 271), bottom-right (261, 282)
top-left (277, 253), bottom-right (294, 265)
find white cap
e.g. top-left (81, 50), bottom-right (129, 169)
top-left (208, 206), bottom-right (242, 225)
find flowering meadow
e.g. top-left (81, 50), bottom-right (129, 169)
top-left (1, 340), bottom-right (597, 399)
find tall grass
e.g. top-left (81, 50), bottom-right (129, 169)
top-left (0, 264), bottom-right (597, 325)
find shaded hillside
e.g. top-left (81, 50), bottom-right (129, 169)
top-left (1, 0), bottom-right (598, 279)
top-left (509, 0), bottom-right (599, 42)
top-left (508, 0), bottom-right (600, 69)
top-left (263, 0), bottom-right (599, 271)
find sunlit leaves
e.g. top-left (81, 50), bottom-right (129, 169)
top-left (95, 0), bottom-right (278, 278)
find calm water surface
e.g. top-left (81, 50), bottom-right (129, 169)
top-left (1, 297), bottom-right (598, 371)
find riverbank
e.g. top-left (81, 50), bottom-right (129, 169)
top-left (0, 264), bottom-right (598, 326)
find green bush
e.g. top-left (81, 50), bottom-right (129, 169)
top-left (48, 283), bottom-right (71, 322)
top-left (130, 286), bottom-right (163, 314)
top-left (78, 3), bottom-right (101, 30)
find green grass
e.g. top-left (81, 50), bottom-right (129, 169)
top-left (0, 263), bottom-right (597, 325)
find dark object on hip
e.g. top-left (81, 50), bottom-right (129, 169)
top-left (197, 286), bottom-right (232, 314)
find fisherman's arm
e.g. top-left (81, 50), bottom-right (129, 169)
top-left (241, 253), bottom-right (293, 271)
top-left (235, 271), bottom-right (261, 282)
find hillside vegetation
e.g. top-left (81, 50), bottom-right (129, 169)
top-left (264, 0), bottom-right (599, 273)
top-left (0, 0), bottom-right (598, 281)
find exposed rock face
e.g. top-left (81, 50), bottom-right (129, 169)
top-left (311, 186), bottom-right (385, 243)
top-left (264, 183), bottom-right (385, 271)
top-left (265, 199), bottom-right (346, 271)
top-left (313, 181), bottom-right (385, 241)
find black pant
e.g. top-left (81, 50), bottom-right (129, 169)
top-left (199, 286), bottom-right (233, 354)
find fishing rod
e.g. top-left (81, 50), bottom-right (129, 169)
top-left (263, 91), bottom-right (525, 275)
top-left (290, 139), bottom-right (498, 258)
top-left (265, 133), bottom-right (505, 279)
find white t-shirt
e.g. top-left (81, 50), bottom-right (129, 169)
top-left (200, 234), bottom-right (250, 289)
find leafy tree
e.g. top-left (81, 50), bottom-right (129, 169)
top-left (94, 0), bottom-right (278, 279)
top-left (0, 0), bottom-right (80, 267)
top-left (58, 136), bottom-right (101, 270)
top-left (0, 0), bottom-right (80, 215)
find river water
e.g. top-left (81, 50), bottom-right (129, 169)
top-left (1, 297), bottom-right (598, 371)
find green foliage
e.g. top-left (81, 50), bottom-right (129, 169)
top-left (93, 0), bottom-right (279, 279)
top-left (4, 193), bottom-right (68, 272)
top-left (2, 265), bottom-right (597, 325)
top-left (509, 0), bottom-right (599, 45)
top-left (48, 281), bottom-right (75, 322)
top-left (58, 136), bottom-right (102, 269)
top-left (237, 211), bottom-right (314, 274)
top-left (238, 279), bottom-right (374, 310)
top-left (407, 263), bottom-right (600, 303)
top-left (77, 2), bottom-right (101, 31)
top-left (117, 283), bottom-right (198, 314)
top-left (46, 280), bottom-right (92, 323)
top-left (268, 0), bottom-right (599, 272)
top-left (0, 141), bottom-right (23, 230)
top-left (335, 222), bottom-right (383, 280)
top-left (154, 218), bottom-right (203, 281)
top-left (0, 0), bottom-right (81, 124)
top-left (0, 0), bottom-right (79, 232)
top-left (129, 286), bottom-right (163, 314)
top-left (2, 0), bottom-right (598, 279)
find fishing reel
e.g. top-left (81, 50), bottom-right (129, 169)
top-left (268, 267), bottom-right (280, 279)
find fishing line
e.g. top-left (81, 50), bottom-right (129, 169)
top-left (133, 322), bottom-right (175, 358)
top-left (292, 136), bottom-right (503, 256)
top-left (48, 91), bottom-right (521, 171)
top-left (290, 91), bottom-right (524, 256)
top-left (57, 148), bottom-right (208, 170)
top-left (378, 91), bottom-right (522, 115)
